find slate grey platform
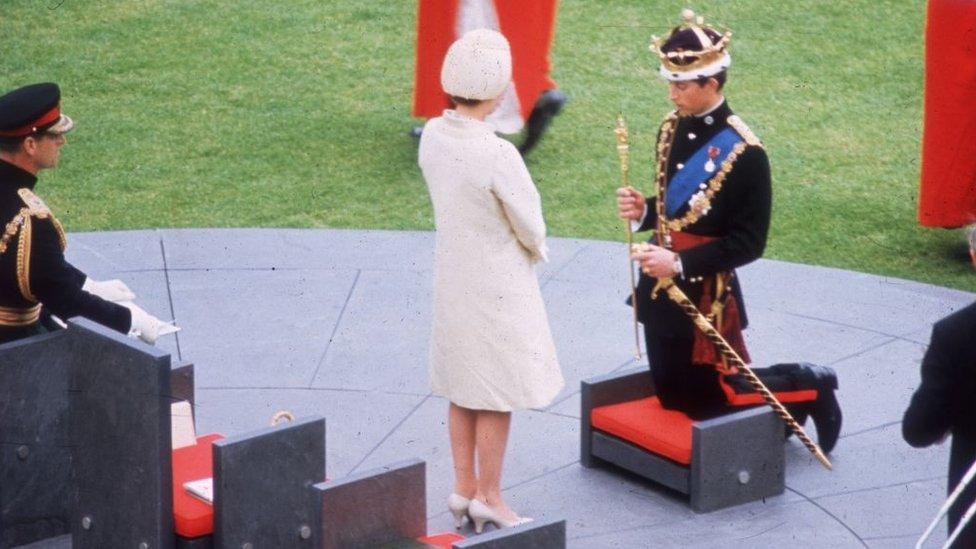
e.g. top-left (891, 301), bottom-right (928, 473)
top-left (56, 228), bottom-right (976, 548)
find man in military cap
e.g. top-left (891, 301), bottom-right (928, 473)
top-left (0, 82), bottom-right (171, 344)
top-left (617, 11), bottom-right (843, 453)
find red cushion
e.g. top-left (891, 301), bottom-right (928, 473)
top-left (727, 389), bottom-right (817, 406)
top-left (418, 532), bottom-right (466, 548)
top-left (591, 397), bottom-right (693, 465)
top-left (172, 433), bottom-right (224, 538)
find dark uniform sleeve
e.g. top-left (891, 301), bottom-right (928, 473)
top-left (903, 321), bottom-right (954, 447)
top-left (678, 146), bottom-right (771, 277)
top-left (636, 196), bottom-right (659, 234)
top-left (27, 216), bottom-right (131, 334)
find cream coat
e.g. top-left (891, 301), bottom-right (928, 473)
top-left (419, 110), bottom-right (564, 411)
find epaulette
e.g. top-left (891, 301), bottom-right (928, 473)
top-left (727, 115), bottom-right (763, 148)
top-left (17, 188), bottom-right (53, 217)
top-left (15, 187), bottom-right (67, 252)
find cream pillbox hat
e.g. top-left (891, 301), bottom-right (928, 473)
top-left (440, 29), bottom-right (512, 101)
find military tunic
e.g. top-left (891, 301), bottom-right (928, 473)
top-left (904, 302), bottom-right (976, 546)
top-left (635, 101), bottom-right (817, 419)
top-left (0, 160), bottom-right (130, 344)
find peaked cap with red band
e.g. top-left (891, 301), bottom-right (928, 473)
top-left (0, 82), bottom-right (74, 138)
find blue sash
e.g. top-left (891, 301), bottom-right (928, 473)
top-left (665, 127), bottom-right (743, 217)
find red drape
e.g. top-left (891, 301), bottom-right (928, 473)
top-left (918, 0), bottom-right (976, 228)
top-left (411, 0), bottom-right (559, 121)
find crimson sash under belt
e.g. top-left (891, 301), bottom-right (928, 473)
top-left (667, 231), bottom-right (751, 369)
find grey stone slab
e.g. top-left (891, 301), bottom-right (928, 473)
top-left (68, 319), bottom-right (174, 549)
top-left (311, 269), bottom-right (432, 394)
top-left (160, 228), bottom-right (435, 272)
top-left (738, 259), bottom-right (973, 337)
top-left (167, 268), bottom-right (358, 388)
top-left (536, 239), bottom-right (605, 286)
top-left (191, 388), bottom-right (424, 480)
top-left (353, 397), bottom-right (579, 514)
top-left (813, 476), bottom-right (947, 542)
top-left (66, 230), bottom-right (165, 274)
top-left (542, 278), bottom-right (645, 404)
top-left (12, 534), bottom-right (71, 549)
top-left (566, 499), bottom-right (859, 548)
top-left (828, 338), bottom-right (928, 435)
top-left (213, 417), bottom-right (325, 548)
top-left (743, 308), bottom-right (893, 368)
top-left (785, 422), bottom-right (947, 501)
top-left (0, 331), bottom-right (72, 548)
top-left (504, 460), bottom-right (805, 543)
top-left (545, 393), bottom-right (582, 419)
top-left (314, 458), bottom-right (426, 549)
top-left (26, 228), bottom-right (972, 549)
top-left (542, 240), bottom-right (632, 287)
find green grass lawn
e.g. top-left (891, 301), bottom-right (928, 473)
top-left (3, 0), bottom-right (974, 291)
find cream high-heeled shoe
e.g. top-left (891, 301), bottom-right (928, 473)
top-left (447, 493), bottom-right (471, 529)
top-left (467, 499), bottom-right (533, 534)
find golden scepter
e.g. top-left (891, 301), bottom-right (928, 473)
top-left (642, 274), bottom-right (833, 470)
top-left (615, 115), bottom-right (642, 361)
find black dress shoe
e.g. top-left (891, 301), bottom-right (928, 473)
top-left (409, 126), bottom-right (423, 139)
top-left (519, 89), bottom-right (567, 155)
top-left (801, 363), bottom-right (842, 454)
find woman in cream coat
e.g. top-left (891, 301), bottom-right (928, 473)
top-left (418, 29), bottom-right (564, 533)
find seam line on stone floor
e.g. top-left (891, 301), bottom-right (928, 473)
top-left (826, 336), bottom-right (900, 367)
top-left (839, 419), bottom-right (902, 440)
top-left (540, 410), bottom-right (580, 421)
top-left (539, 242), bottom-right (592, 290)
top-left (774, 307), bottom-right (932, 344)
top-left (347, 393), bottom-right (432, 476)
top-left (159, 235), bottom-right (183, 362)
top-left (784, 486), bottom-right (869, 548)
top-left (502, 460), bottom-right (578, 493)
top-left (196, 385), bottom-right (371, 393)
top-left (307, 269), bottom-right (361, 387)
top-left (568, 516), bottom-right (696, 541)
top-left (809, 474), bottom-right (948, 501)
top-left (861, 532), bottom-right (926, 541)
top-left (736, 521), bottom-right (786, 541)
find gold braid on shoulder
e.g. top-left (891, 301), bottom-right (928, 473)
top-left (0, 189), bottom-right (69, 303)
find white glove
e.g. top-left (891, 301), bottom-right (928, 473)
top-left (83, 278), bottom-right (136, 303)
top-left (121, 302), bottom-right (180, 344)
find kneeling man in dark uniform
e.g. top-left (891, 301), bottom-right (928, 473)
top-left (0, 83), bottom-right (172, 344)
top-left (619, 11), bottom-right (843, 453)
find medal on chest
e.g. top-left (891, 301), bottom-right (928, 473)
top-left (704, 145), bottom-right (719, 173)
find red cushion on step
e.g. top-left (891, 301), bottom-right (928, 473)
top-left (418, 532), bottom-right (466, 548)
top-left (727, 389), bottom-right (817, 406)
top-left (172, 433), bottom-right (224, 538)
top-left (591, 396), bottom-right (693, 465)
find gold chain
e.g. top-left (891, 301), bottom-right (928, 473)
top-left (653, 112), bottom-right (679, 248)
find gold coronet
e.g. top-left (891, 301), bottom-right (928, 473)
top-left (649, 9), bottom-right (732, 74)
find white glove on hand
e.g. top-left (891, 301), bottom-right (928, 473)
top-left (83, 278), bottom-right (136, 302)
top-left (121, 302), bottom-right (179, 344)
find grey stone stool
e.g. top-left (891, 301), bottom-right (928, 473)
top-left (312, 459), bottom-right (567, 548)
top-left (581, 368), bottom-right (785, 512)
